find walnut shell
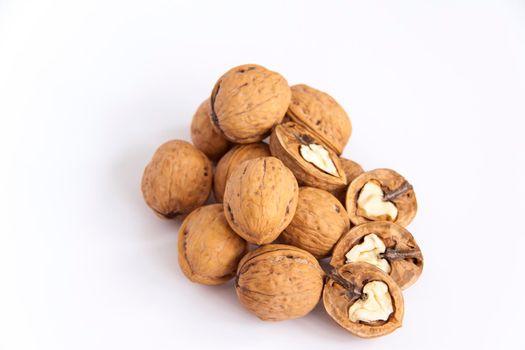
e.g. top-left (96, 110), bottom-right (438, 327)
top-left (281, 187), bottom-right (350, 258)
top-left (141, 140), bottom-right (212, 218)
top-left (178, 204), bottom-right (248, 285)
top-left (210, 64), bottom-right (291, 143)
top-left (346, 168), bottom-right (417, 227)
top-left (287, 84), bottom-right (352, 154)
top-left (190, 98), bottom-right (231, 160)
top-left (331, 157), bottom-right (365, 204)
top-left (269, 122), bottom-right (347, 191)
top-left (223, 157), bottom-right (299, 245)
top-left (323, 263), bottom-right (404, 338)
top-left (331, 221), bottom-right (423, 289)
top-left (235, 244), bottom-right (324, 321)
top-left (213, 143), bottom-right (270, 203)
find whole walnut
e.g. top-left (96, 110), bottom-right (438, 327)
top-left (235, 244), bottom-right (324, 321)
top-left (190, 98), bottom-right (231, 160)
top-left (287, 84), bottom-right (352, 154)
top-left (141, 140), bottom-right (212, 218)
top-left (223, 156), bottom-right (298, 245)
top-left (178, 204), bottom-right (248, 285)
top-left (213, 143), bottom-right (270, 202)
top-left (210, 64), bottom-right (291, 143)
top-left (281, 187), bottom-right (350, 258)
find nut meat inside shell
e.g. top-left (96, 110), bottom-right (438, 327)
top-left (331, 221), bottom-right (423, 289)
top-left (346, 169), bottom-right (417, 227)
top-left (236, 244), bottom-right (324, 321)
top-left (269, 122), bottom-right (347, 191)
top-left (323, 263), bottom-right (404, 338)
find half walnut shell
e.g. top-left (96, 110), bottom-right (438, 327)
top-left (236, 244), bottom-right (325, 321)
top-left (178, 204), bottom-right (248, 285)
top-left (345, 168), bottom-right (417, 227)
top-left (287, 84), bottom-right (352, 155)
top-left (269, 122), bottom-right (347, 192)
top-left (331, 221), bottom-right (423, 290)
top-left (331, 157), bottom-right (364, 204)
top-left (323, 263), bottom-right (404, 338)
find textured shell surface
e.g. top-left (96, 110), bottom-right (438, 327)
top-left (223, 157), bottom-right (299, 245)
top-left (141, 140), bottom-right (212, 217)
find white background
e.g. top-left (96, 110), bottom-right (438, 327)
top-left (1, 1), bottom-right (525, 349)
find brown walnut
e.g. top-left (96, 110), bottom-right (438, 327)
top-left (190, 98), bottom-right (231, 160)
top-left (323, 263), bottom-right (404, 338)
top-left (331, 157), bottom-right (365, 203)
top-left (346, 168), bottom-right (417, 227)
top-left (269, 122), bottom-right (347, 192)
top-left (331, 221), bottom-right (423, 289)
top-left (287, 84), bottom-right (352, 154)
top-left (223, 157), bottom-right (298, 245)
top-left (178, 204), bottom-right (248, 285)
top-left (236, 244), bottom-right (324, 321)
top-left (281, 187), bottom-right (350, 258)
top-left (141, 140), bottom-right (212, 218)
top-left (213, 143), bottom-right (270, 203)
top-left (210, 64), bottom-right (291, 143)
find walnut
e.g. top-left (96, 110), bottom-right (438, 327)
top-left (141, 140), bottom-right (212, 218)
top-left (346, 169), bottom-right (417, 227)
top-left (235, 244), bottom-right (324, 321)
top-left (281, 187), bottom-right (350, 258)
top-left (331, 221), bottom-right (423, 290)
top-left (178, 204), bottom-right (248, 285)
top-left (213, 143), bottom-right (270, 203)
top-left (269, 122), bottom-right (347, 192)
top-left (223, 157), bottom-right (298, 245)
top-left (323, 263), bottom-right (404, 338)
top-left (210, 64), bottom-right (291, 143)
top-left (331, 157), bottom-right (365, 203)
top-left (287, 84), bottom-right (352, 154)
top-left (190, 98), bottom-right (231, 160)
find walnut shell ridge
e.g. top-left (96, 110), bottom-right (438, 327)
top-left (213, 143), bottom-right (270, 203)
top-left (191, 98), bottom-right (231, 160)
top-left (281, 187), bottom-right (350, 258)
top-left (236, 244), bottom-right (325, 321)
top-left (178, 204), bottom-right (248, 285)
top-left (223, 157), bottom-right (299, 245)
top-left (287, 84), bottom-right (352, 154)
top-left (141, 140), bottom-right (212, 218)
top-left (210, 64), bottom-right (291, 143)
top-left (331, 157), bottom-right (364, 204)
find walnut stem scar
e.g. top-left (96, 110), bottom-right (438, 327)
top-left (382, 181), bottom-right (413, 201)
top-left (381, 248), bottom-right (422, 261)
top-left (328, 270), bottom-right (362, 301)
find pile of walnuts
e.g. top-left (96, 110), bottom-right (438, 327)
top-left (141, 64), bottom-right (423, 338)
